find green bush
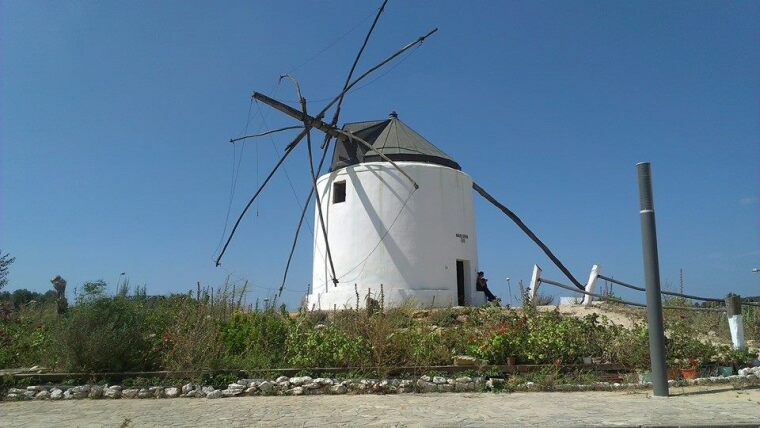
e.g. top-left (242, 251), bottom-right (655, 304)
top-left (56, 297), bottom-right (162, 372)
top-left (286, 322), bottom-right (371, 368)
top-left (159, 295), bottom-right (226, 371)
top-left (521, 310), bottom-right (584, 363)
top-left (430, 307), bottom-right (457, 327)
top-left (467, 311), bottom-right (526, 364)
top-left (0, 302), bottom-right (56, 369)
top-left (220, 309), bottom-right (290, 369)
top-left (605, 323), bottom-right (650, 369)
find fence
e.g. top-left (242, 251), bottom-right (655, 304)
top-left (527, 263), bottom-right (752, 350)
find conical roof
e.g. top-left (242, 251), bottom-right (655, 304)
top-left (330, 113), bottom-right (461, 171)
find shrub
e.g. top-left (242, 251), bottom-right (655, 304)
top-left (606, 323), bottom-right (650, 370)
top-left (522, 309), bottom-right (585, 363)
top-left (388, 327), bottom-right (448, 367)
top-left (430, 307), bottom-right (457, 327)
top-left (220, 309), bottom-right (290, 369)
top-left (56, 296), bottom-right (162, 372)
top-left (286, 322), bottom-right (371, 368)
top-left (534, 293), bottom-right (555, 306)
top-left (0, 302), bottom-right (56, 368)
top-left (466, 311), bottom-right (527, 364)
top-left (160, 296), bottom-right (226, 371)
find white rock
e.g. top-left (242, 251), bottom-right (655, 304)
top-left (455, 382), bottom-right (474, 392)
top-left (258, 381), bottom-right (275, 394)
top-left (206, 389), bottom-right (222, 399)
top-left (416, 380), bottom-right (437, 393)
top-left (5, 393), bottom-right (20, 401)
top-left (329, 384), bottom-right (347, 394)
top-left (313, 377), bottom-right (332, 386)
top-left (244, 387), bottom-right (257, 395)
top-left (275, 376), bottom-right (289, 383)
top-left (89, 385), bottom-right (104, 399)
top-left (137, 389), bottom-right (153, 399)
top-left (63, 390), bottom-right (73, 400)
top-left (182, 383), bottom-right (194, 395)
top-left (289, 376), bottom-right (312, 386)
top-left (8, 388), bottom-right (26, 394)
top-left (419, 375), bottom-right (431, 382)
top-left (34, 391), bottom-right (50, 400)
top-left (122, 389), bottom-right (139, 399)
top-left (437, 384), bottom-right (454, 392)
top-left (288, 387), bottom-right (304, 395)
top-left (455, 376), bottom-right (472, 384)
top-left (165, 387), bottom-right (179, 398)
top-left (104, 388), bottom-right (121, 399)
top-left (27, 385), bottom-right (43, 392)
top-left (201, 385), bottom-right (215, 394)
top-left (50, 389), bottom-right (63, 400)
top-left (108, 385), bottom-right (123, 391)
top-left (222, 388), bottom-right (243, 397)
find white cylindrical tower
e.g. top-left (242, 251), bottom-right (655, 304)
top-left (307, 113), bottom-right (485, 309)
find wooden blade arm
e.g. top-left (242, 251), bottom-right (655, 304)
top-left (253, 92), bottom-right (335, 137)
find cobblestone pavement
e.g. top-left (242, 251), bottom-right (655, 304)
top-left (1, 387), bottom-right (758, 427)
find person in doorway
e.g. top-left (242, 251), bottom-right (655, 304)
top-left (476, 271), bottom-right (501, 304)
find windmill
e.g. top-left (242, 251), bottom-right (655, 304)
top-left (216, 1), bottom-right (586, 308)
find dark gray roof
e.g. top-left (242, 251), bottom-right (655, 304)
top-left (330, 114), bottom-right (461, 171)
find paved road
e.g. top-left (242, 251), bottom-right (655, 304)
top-left (1, 387), bottom-right (758, 427)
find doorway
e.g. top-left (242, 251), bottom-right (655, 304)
top-left (456, 260), bottom-right (466, 306)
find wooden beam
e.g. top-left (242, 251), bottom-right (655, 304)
top-left (253, 92), bottom-right (337, 137)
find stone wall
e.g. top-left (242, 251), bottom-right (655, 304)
top-left (4, 368), bottom-right (760, 401)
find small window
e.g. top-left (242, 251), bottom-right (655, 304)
top-left (332, 181), bottom-right (346, 204)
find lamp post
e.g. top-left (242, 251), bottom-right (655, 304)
top-left (506, 277), bottom-right (512, 306)
top-left (752, 268), bottom-right (759, 273)
top-left (637, 162), bottom-right (668, 397)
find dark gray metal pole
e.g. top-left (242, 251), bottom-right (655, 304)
top-left (637, 162), bottom-right (669, 397)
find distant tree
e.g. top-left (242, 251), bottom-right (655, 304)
top-left (79, 280), bottom-right (108, 302)
top-left (0, 250), bottom-right (15, 291)
top-left (0, 288), bottom-right (57, 307)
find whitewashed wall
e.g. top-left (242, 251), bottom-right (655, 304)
top-left (307, 162), bottom-right (484, 309)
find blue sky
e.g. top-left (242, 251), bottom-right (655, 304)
top-left (1, 0), bottom-right (758, 307)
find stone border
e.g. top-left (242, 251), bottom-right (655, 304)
top-left (4, 371), bottom-right (759, 401)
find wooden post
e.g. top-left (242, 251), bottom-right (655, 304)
top-left (528, 265), bottom-right (542, 304)
top-left (581, 265), bottom-right (601, 306)
top-left (726, 294), bottom-right (746, 349)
